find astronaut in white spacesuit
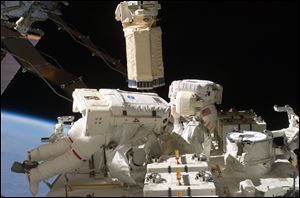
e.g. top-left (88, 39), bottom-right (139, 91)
top-left (168, 79), bottom-right (223, 159)
top-left (22, 88), bottom-right (171, 196)
top-left (271, 105), bottom-right (299, 167)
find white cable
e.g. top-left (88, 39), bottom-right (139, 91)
top-left (49, 16), bottom-right (127, 76)
top-left (39, 50), bottom-right (64, 70)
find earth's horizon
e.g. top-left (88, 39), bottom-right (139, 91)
top-left (1, 111), bottom-right (56, 197)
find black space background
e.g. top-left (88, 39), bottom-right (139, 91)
top-left (1, 1), bottom-right (299, 130)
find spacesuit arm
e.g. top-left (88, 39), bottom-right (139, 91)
top-left (28, 117), bottom-right (85, 161)
top-left (271, 129), bottom-right (286, 138)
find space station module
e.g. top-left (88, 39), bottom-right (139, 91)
top-left (115, 1), bottom-right (164, 89)
top-left (26, 88), bottom-right (170, 196)
top-left (224, 131), bottom-right (275, 176)
top-left (167, 79), bottom-right (223, 159)
top-left (224, 105), bottom-right (299, 176)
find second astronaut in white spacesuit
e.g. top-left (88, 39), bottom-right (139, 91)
top-left (271, 105), bottom-right (299, 167)
top-left (167, 79), bottom-right (222, 159)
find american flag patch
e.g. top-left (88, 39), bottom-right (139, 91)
top-left (202, 107), bottom-right (211, 116)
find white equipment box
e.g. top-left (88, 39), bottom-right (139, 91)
top-left (225, 131), bottom-right (275, 175)
top-left (143, 172), bottom-right (216, 197)
top-left (217, 110), bottom-right (266, 152)
top-left (147, 153), bottom-right (209, 173)
top-left (144, 153), bottom-right (216, 197)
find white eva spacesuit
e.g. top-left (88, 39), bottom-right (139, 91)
top-left (26, 88), bottom-right (170, 196)
top-left (271, 105), bottom-right (299, 166)
top-left (168, 79), bottom-right (223, 159)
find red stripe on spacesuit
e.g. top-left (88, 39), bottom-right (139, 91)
top-left (68, 136), bottom-right (74, 143)
top-left (72, 149), bottom-right (86, 161)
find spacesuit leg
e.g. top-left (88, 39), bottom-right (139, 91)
top-left (28, 149), bottom-right (84, 196)
top-left (28, 134), bottom-right (106, 196)
top-left (28, 118), bottom-right (85, 161)
top-left (203, 130), bottom-right (212, 160)
top-left (106, 144), bottom-right (148, 185)
top-left (106, 145), bottom-right (137, 185)
top-left (128, 147), bottom-right (148, 184)
top-left (200, 104), bottom-right (217, 160)
top-left (190, 136), bottom-right (204, 154)
top-left (144, 133), bottom-right (163, 161)
top-left (284, 136), bottom-right (299, 166)
top-left (28, 136), bottom-right (72, 161)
